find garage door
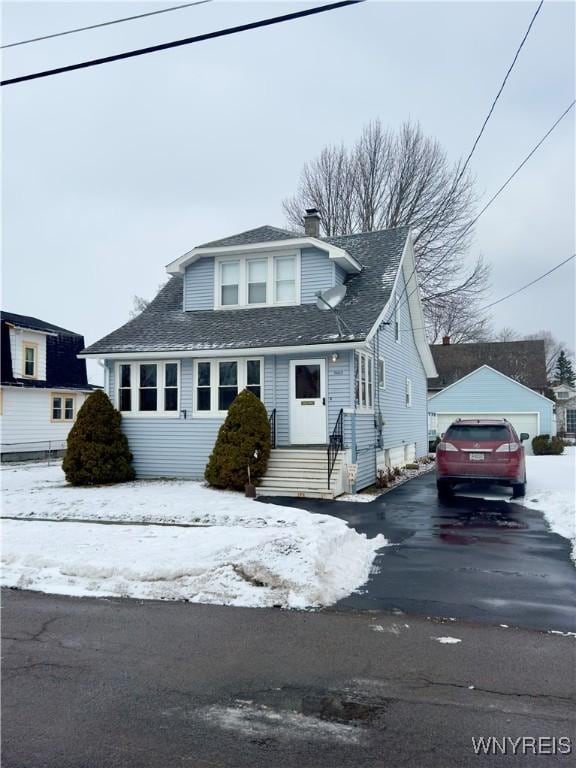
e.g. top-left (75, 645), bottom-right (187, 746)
top-left (436, 413), bottom-right (539, 455)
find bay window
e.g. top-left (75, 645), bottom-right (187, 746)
top-left (355, 351), bottom-right (374, 410)
top-left (117, 362), bottom-right (179, 416)
top-left (215, 253), bottom-right (299, 308)
top-left (194, 358), bottom-right (263, 415)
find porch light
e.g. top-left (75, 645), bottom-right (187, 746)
top-left (331, 352), bottom-right (339, 363)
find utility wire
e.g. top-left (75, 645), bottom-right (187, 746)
top-left (458, 0), bottom-right (544, 183)
top-left (394, 0), bottom-right (546, 313)
top-left (392, 98), bottom-right (575, 323)
top-left (394, 253), bottom-right (575, 336)
top-left (1, 1), bottom-right (213, 49)
top-left (1, 0), bottom-right (365, 86)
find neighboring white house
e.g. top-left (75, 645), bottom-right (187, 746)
top-left (427, 365), bottom-right (556, 455)
top-left (552, 383), bottom-right (576, 437)
top-left (1, 312), bottom-right (94, 461)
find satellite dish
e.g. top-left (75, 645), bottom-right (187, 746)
top-left (315, 284), bottom-right (347, 311)
top-left (315, 285), bottom-right (352, 339)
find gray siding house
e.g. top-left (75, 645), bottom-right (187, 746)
top-left (81, 213), bottom-right (436, 497)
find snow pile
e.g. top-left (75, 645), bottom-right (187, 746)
top-left (522, 448), bottom-right (576, 563)
top-left (1, 463), bottom-right (386, 608)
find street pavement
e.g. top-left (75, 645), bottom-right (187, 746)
top-left (3, 589), bottom-right (575, 767)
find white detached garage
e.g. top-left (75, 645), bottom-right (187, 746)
top-left (428, 365), bottom-right (555, 455)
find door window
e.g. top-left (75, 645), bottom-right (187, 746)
top-left (295, 364), bottom-right (320, 399)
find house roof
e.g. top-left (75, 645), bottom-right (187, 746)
top-left (1, 310), bottom-right (79, 336)
top-left (1, 311), bottom-right (92, 390)
top-left (82, 226), bottom-right (411, 356)
top-left (198, 225), bottom-right (301, 248)
top-left (428, 364), bottom-right (555, 405)
top-left (428, 340), bottom-right (548, 392)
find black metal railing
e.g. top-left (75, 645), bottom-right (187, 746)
top-left (327, 408), bottom-right (343, 489)
top-left (269, 408), bottom-right (277, 449)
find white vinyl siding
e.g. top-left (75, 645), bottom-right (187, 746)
top-left (0, 387), bottom-right (88, 453)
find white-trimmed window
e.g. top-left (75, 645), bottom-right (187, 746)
top-left (194, 358), bottom-right (263, 415)
top-left (378, 357), bottom-right (386, 389)
top-left (215, 253), bottom-right (299, 308)
top-left (355, 351), bottom-right (374, 410)
top-left (116, 362), bottom-right (180, 416)
top-left (405, 377), bottom-right (412, 407)
top-left (51, 393), bottom-right (75, 421)
top-left (247, 259), bottom-right (268, 305)
top-left (220, 260), bottom-right (240, 306)
top-left (23, 343), bottom-right (38, 378)
top-left (274, 256), bottom-right (297, 303)
top-left (394, 292), bottom-right (401, 343)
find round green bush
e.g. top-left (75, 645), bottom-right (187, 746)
top-left (63, 390), bottom-right (135, 485)
top-left (531, 434), bottom-right (565, 456)
top-left (205, 389), bottom-right (271, 490)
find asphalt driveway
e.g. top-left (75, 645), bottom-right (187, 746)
top-left (260, 472), bottom-right (576, 633)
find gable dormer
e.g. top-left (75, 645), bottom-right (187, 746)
top-left (8, 326), bottom-right (48, 381)
top-left (166, 224), bottom-right (361, 312)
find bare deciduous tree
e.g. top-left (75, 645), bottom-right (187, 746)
top-left (283, 120), bottom-right (490, 340)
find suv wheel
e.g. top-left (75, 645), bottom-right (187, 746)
top-left (512, 481), bottom-right (526, 499)
top-left (437, 479), bottom-right (453, 499)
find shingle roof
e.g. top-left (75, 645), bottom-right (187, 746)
top-left (198, 225), bottom-right (301, 248)
top-left (1, 310), bottom-right (79, 336)
top-left (428, 340), bottom-right (548, 392)
top-left (1, 311), bottom-right (92, 390)
top-left (83, 226), bottom-right (410, 355)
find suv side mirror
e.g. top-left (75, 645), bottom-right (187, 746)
top-left (520, 433), bottom-right (529, 442)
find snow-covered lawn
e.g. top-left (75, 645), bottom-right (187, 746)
top-left (1, 463), bottom-right (386, 608)
top-left (522, 447), bottom-right (576, 563)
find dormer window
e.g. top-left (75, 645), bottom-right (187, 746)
top-left (248, 259), bottom-right (267, 304)
top-left (23, 344), bottom-right (38, 378)
top-left (215, 253), bottom-right (299, 309)
top-left (220, 261), bottom-right (240, 306)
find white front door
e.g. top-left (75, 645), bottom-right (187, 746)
top-left (289, 359), bottom-right (327, 444)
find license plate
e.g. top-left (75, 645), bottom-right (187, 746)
top-left (469, 453), bottom-right (485, 461)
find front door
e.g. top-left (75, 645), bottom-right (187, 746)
top-left (289, 359), bottom-right (327, 444)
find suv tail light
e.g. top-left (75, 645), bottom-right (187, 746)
top-left (495, 443), bottom-right (520, 453)
top-left (437, 441), bottom-right (458, 452)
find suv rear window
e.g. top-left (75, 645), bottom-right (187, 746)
top-left (445, 424), bottom-right (510, 441)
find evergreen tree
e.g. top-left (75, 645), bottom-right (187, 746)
top-left (63, 390), bottom-right (135, 486)
top-left (205, 389), bottom-right (271, 490)
top-left (554, 350), bottom-right (576, 387)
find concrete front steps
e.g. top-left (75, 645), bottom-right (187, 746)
top-left (256, 447), bottom-right (343, 499)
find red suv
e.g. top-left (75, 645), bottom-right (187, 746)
top-left (436, 419), bottom-right (528, 499)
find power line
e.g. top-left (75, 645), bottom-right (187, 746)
top-left (394, 0), bottom-right (546, 313)
top-left (393, 253), bottom-right (574, 336)
top-left (1, 1), bottom-right (213, 49)
top-left (0, 0), bottom-right (365, 86)
top-left (458, 0), bottom-right (544, 182)
top-left (477, 253), bottom-right (575, 312)
top-left (393, 99), bottom-right (575, 321)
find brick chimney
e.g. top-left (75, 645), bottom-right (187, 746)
top-left (442, 335), bottom-right (451, 345)
top-left (304, 208), bottom-right (321, 237)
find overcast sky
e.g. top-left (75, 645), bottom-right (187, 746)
top-left (3, 0), bottom-right (574, 384)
